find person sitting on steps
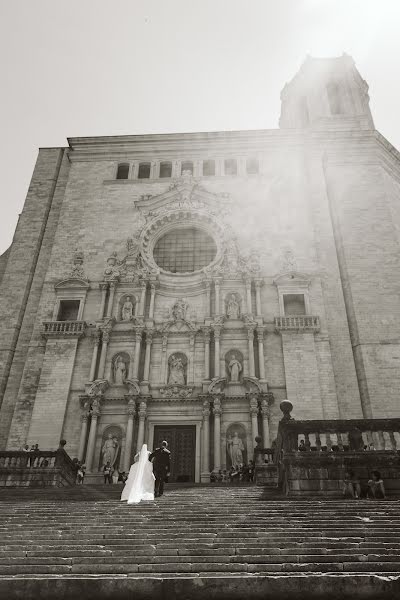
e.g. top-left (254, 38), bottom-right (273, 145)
top-left (343, 470), bottom-right (361, 498)
top-left (367, 470), bottom-right (386, 499)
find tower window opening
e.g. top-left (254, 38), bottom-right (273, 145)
top-left (246, 158), bottom-right (259, 175)
top-left (116, 163), bottom-right (129, 179)
top-left (224, 158), bottom-right (237, 176)
top-left (181, 161), bottom-right (194, 175)
top-left (203, 159), bottom-right (215, 176)
top-left (138, 162), bottom-right (151, 179)
top-left (159, 161), bottom-right (172, 178)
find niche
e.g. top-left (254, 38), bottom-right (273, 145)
top-left (167, 353), bottom-right (188, 386)
top-left (98, 425), bottom-right (123, 471)
top-left (225, 349), bottom-right (244, 383)
top-left (118, 294), bottom-right (137, 321)
top-left (226, 423), bottom-right (247, 468)
top-left (111, 352), bottom-right (130, 385)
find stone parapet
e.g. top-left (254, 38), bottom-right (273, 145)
top-left (42, 320), bottom-right (86, 337)
top-left (274, 315), bottom-right (320, 332)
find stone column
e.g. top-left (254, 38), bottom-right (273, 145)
top-left (202, 399), bottom-right (210, 474)
top-left (247, 327), bottom-right (255, 377)
top-left (255, 279), bottom-right (263, 316)
top-left (257, 328), bottom-right (266, 380)
top-left (261, 398), bottom-right (271, 449)
top-left (133, 331), bottom-right (142, 379)
top-left (78, 410), bottom-right (89, 462)
top-left (188, 334), bottom-right (195, 385)
top-left (203, 328), bottom-right (210, 380)
top-left (149, 283), bottom-right (156, 319)
top-left (245, 278), bottom-right (252, 314)
top-left (214, 278), bottom-right (221, 315)
top-left (88, 330), bottom-right (101, 382)
top-left (143, 331), bottom-right (153, 382)
top-left (161, 335), bottom-right (168, 383)
top-left (85, 399), bottom-right (101, 471)
top-left (214, 326), bottom-right (221, 378)
top-left (250, 397), bottom-right (259, 447)
top-left (138, 281), bottom-right (147, 316)
top-left (123, 399), bottom-right (136, 472)
top-left (136, 400), bottom-right (147, 452)
top-left (204, 279), bottom-right (211, 316)
top-left (98, 331), bottom-right (110, 379)
top-left (213, 397), bottom-right (222, 471)
top-left (98, 283), bottom-right (108, 319)
top-left (106, 282), bottom-right (116, 318)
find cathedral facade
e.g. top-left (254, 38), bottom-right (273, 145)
top-left (1, 55), bottom-right (400, 482)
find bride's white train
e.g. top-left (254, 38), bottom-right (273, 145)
top-left (120, 444), bottom-right (155, 504)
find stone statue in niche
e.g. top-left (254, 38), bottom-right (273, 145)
top-left (228, 353), bottom-right (242, 383)
top-left (168, 355), bottom-right (186, 385)
top-left (113, 355), bottom-right (127, 385)
top-left (171, 298), bottom-right (189, 321)
top-left (121, 297), bottom-right (134, 321)
top-left (102, 433), bottom-right (120, 467)
top-left (227, 431), bottom-right (245, 467)
top-left (226, 294), bottom-right (240, 319)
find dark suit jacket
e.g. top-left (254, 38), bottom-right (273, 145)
top-left (149, 447), bottom-right (171, 477)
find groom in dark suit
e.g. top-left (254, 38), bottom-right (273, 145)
top-left (149, 440), bottom-right (171, 497)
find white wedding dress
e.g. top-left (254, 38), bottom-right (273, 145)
top-left (121, 444), bottom-right (155, 504)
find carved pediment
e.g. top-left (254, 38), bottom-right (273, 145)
top-left (273, 272), bottom-right (311, 288)
top-left (159, 319), bottom-right (198, 334)
top-left (55, 278), bottom-right (90, 290)
top-left (135, 171), bottom-right (230, 219)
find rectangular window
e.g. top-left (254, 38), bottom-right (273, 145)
top-left (181, 161), bottom-right (193, 175)
top-left (57, 300), bottom-right (80, 321)
top-left (159, 161), bottom-right (172, 178)
top-left (203, 159), bottom-right (215, 176)
top-left (283, 294), bottom-right (306, 315)
top-left (224, 158), bottom-right (237, 176)
top-left (138, 162), bottom-right (151, 179)
top-left (246, 158), bottom-right (259, 175)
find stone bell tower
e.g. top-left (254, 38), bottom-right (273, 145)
top-left (279, 53), bottom-right (374, 130)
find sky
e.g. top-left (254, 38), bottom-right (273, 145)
top-left (0, 0), bottom-right (399, 254)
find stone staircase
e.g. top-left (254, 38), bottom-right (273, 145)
top-left (0, 484), bottom-right (399, 599)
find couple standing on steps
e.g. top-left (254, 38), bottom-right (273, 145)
top-left (120, 441), bottom-right (171, 504)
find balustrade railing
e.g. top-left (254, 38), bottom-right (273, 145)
top-left (274, 315), bottom-right (320, 332)
top-left (279, 418), bottom-right (400, 453)
top-left (0, 450), bottom-right (78, 487)
top-left (42, 320), bottom-right (86, 337)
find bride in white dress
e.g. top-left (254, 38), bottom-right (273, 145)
top-left (121, 444), bottom-right (155, 504)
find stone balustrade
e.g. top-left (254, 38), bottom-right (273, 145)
top-left (274, 402), bottom-right (400, 496)
top-left (279, 417), bottom-right (400, 453)
top-left (274, 315), bottom-right (320, 332)
top-left (0, 450), bottom-right (78, 487)
top-left (42, 320), bottom-right (86, 337)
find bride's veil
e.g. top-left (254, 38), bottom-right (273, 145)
top-left (128, 443), bottom-right (149, 503)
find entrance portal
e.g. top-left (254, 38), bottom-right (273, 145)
top-left (153, 425), bottom-right (196, 483)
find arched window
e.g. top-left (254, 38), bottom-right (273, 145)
top-left (181, 161), bottom-right (193, 175)
top-left (116, 163), bottom-right (129, 179)
top-left (160, 161), bottom-right (172, 178)
top-left (203, 159), bottom-right (215, 176)
top-left (246, 158), bottom-right (259, 175)
top-left (224, 158), bottom-right (237, 176)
